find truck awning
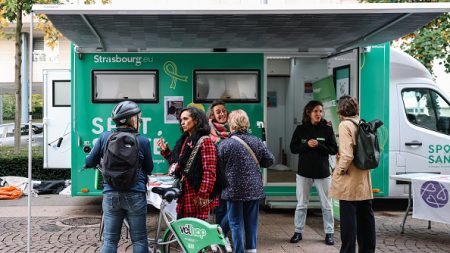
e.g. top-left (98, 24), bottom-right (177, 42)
top-left (33, 3), bottom-right (450, 54)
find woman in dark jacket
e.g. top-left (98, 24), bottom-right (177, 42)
top-left (218, 109), bottom-right (274, 253)
top-left (289, 100), bottom-right (338, 246)
top-left (157, 107), bottom-right (217, 220)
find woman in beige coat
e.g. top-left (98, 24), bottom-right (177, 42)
top-left (329, 96), bottom-right (376, 253)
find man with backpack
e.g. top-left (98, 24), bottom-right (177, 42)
top-left (85, 101), bottom-right (153, 253)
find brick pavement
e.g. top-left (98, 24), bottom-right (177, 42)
top-left (0, 196), bottom-right (450, 252)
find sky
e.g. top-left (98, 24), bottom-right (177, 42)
top-left (433, 60), bottom-right (450, 95)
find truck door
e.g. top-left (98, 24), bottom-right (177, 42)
top-left (43, 70), bottom-right (71, 169)
top-left (397, 84), bottom-right (450, 175)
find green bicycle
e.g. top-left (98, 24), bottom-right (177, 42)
top-left (149, 187), bottom-right (230, 253)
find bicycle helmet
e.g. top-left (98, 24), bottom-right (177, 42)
top-left (111, 101), bottom-right (141, 125)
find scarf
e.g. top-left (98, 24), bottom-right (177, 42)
top-left (209, 119), bottom-right (230, 145)
top-left (168, 129), bottom-right (209, 191)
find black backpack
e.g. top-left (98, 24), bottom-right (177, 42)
top-left (346, 119), bottom-right (384, 170)
top-left (101, 131), bottom-right (140, 190)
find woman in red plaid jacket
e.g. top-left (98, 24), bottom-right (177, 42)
top-left (158, 107), bottom-right (218, 220)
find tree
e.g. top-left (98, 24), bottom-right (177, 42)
top-left (1, 0), bottom-right (110, 153)
top-left (361, 0), bottom-right (450, 76)
top-left (0, 0), bottom-right (58, 153)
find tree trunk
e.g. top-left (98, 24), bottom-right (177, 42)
top-left (14, 5), bottom-right (23, 153)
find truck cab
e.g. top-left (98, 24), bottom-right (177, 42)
top-left (389, 48), bottom-right (450, 196)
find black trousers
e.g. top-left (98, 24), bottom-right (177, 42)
top-left (339, 200), bottom-right (376, 253)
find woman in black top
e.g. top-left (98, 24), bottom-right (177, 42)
top-left (289, 100), bottom-right (338, 246)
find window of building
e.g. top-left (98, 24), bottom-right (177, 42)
top-left (32, 37), bottom-right (59, 62)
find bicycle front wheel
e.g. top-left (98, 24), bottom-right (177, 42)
top-left (162, 231), bottom-right (183, 253)
top-left (162, 231), bottom-right (228, 253)
top-left (198, 245), bottom-right (228, 253)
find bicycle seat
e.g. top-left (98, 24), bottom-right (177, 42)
top-left (151, 187), bottom-right (181, 202)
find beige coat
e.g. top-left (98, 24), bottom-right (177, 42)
top-left (329, 116), bottom-right (373, 201)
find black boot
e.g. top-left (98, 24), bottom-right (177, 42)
top-left (289, 232), bottom-right (302, 243)
top-left (325, 233), bottom-right (335, 245)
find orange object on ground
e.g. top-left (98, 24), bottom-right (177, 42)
top-left (0, 186), bottom-right (23, 200)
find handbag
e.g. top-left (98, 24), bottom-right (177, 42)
top-left (171, 136), bottom-right (208, 191)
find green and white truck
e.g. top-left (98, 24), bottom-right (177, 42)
top-left (35, 3), bottom-right (450, 204)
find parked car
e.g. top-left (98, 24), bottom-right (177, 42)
top-left (0, 123), bottom-right (44, 147)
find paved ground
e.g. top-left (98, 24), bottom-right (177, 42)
top-left (0, 195), bottom-right (449, 253)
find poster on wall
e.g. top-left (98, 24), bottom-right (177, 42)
top-left (164, 96), bottom-right (184, 124)
top-left (304, 82), bottom-right (313, 101)
top-left (267, 91), bottom-right (277, 108)
top-left (333, 65), bottom-right (350, 100)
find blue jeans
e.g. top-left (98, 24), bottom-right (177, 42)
top-left (216, 198), bottom-right (230, 235)
top-left (294, 175), bottom-right (334, 234)
top-left (227, 200), bottom-right (259, 253)
top-left (101, 191), bottom-right (148, 253)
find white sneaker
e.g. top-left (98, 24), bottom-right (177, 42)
top-left (210, 244), bottom-right (219, 252)
top-left (224, 237), bottom-right (232, 252)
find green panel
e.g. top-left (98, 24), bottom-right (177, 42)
top-left (71, 51), bottom-right (264, 196)
top-left (168, 218), bottom-right (227, 252)
top-left (312, 76), bottom-right (335, 101)
top-left (264, 186), bottom-right (296, 196)
top-left (95, 170), bottom-right (103, 190)
top-left (313, 75), bottom-right (340, 134)
top-left (332, 198), bottom-right (340, 221)
top-left (335, 68), bottom-right (349, 80)
top-left (359, 43), bottom-right (390, 197)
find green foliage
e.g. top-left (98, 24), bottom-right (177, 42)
top-left (1, 95), bottom-right (15, 120)
top-left (0, 147), bottom-right (70, 180)
top-left (360, 0), bottom-right (450, 75)
top-left (403, 14), bottom-right (450, 74)
top-left (1, 0), bottom-right (33, 23)
top-left (1, 94), bottom-right (43, 120)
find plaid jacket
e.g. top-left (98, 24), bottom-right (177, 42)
top-left (162, 137), bottom-right (218, 220)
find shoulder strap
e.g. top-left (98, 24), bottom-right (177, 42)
top-left (183, 136), bottom-right (208, 174)
top-left (345, 118), bottom-right (359, 126)
top-left (101, 131), bottom-right (116, 157)
top-left (231, 136), bottom-right (259, 166)
top-left (344, 119), bottom-right (359, 146)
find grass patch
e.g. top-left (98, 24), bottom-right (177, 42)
top-left (0, 146), bottom-right (43, 157)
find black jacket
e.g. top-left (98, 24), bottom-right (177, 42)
top-left (290, 119), bottom-right (337, 179)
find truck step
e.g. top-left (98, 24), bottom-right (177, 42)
top-left (266, 200), bottom-right (321, 209)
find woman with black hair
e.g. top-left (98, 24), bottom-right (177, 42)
top-left (157, 107), bottom-right (218, 220)
top-left (289, 100), bottom-right (337, 246)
